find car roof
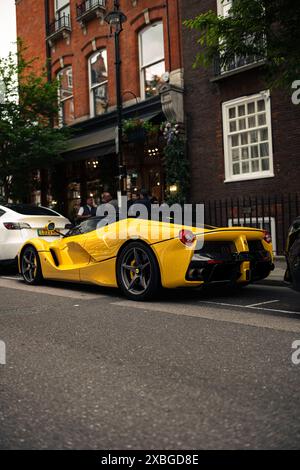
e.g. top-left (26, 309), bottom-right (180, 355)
top-left (0, 203), bottom-right (62, 216)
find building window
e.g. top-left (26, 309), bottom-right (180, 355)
top-left (139, 22), bottom-right (165, 99)
top-left (222, 91), bottom-right (274, 182)
top-left (57, 66), bottom-right (74, 126)
top-left (216, 0), bottom-right (264, 74)
top-left (55, 0), bottom-right (70, 19)
top-left (89, 50), bottom-right (108, 117)
top-left (217, 0), bottom-right (233, 17)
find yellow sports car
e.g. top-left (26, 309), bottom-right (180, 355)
top-left (18, 216), bottom-right (274, 301)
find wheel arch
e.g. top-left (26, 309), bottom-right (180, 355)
top-left (115, 238), bottom-right (162, 286)
top-left (18, 243), bottom-right (41, 273)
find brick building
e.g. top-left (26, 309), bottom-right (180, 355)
top-left (181, 0), bottom-right (300, 253)
top-left (16, 0), bottom-right (184, 217)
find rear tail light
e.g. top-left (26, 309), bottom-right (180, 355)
top-left (179, 229), bottom-right (196, 246)
top-left (263, 230), bottom-right (272, 244)
top-left (3, 222), bottom-right (31, 230)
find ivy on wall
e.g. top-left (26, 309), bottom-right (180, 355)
top-left (161, 122), bottom-right (189, 205)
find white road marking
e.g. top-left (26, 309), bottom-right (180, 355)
top-left (245, 300), bottom-right (280, 308)
top-left (1, 276), bottom-right (22, 280)
top-left (112, 300), bottom-right (300, 333)
top-left (0, 278), bottom-right (103, 300)
top-left (197, 300), bottom-right (299, 315)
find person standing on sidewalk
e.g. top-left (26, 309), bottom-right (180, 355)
top-left (77, 196), bottom-right (97, 223)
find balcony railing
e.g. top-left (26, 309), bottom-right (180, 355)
top-left (214, 35), bottom-right (266, 77)
top-left (214, 53), bottom-right (264, 76)
top-left (76, 0), bottom-right (106, 23)
top-left (47, 14), bottom-right (71, 43)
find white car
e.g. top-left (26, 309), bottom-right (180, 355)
top-left (0, 204), bottom-right (71, 266)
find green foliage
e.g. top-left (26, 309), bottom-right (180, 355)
top-left (162, 122), bottom-right (189, 205)
top-left (184, 0), bottom-right (300, 89)
top-left (123, 118), bottom-right (158, 136)
top-left (0, 42), bottom-right (70, 202)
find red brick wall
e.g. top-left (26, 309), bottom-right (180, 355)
top-left (181, 0), bottom-right (300, 203)
top-left (16, 0), bottom-right (47, 74)
top-left (16, 0), bottom-right (182, 121)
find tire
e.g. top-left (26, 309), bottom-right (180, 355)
top-left (20, 246), bottom-right (43, 285)
top-left (288, 237), bottom-right (300, 291)
top-left (117, 241), bottom-right (161, 301)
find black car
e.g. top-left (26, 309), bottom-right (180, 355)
top-left (285, 216), bottom-right (300, 291)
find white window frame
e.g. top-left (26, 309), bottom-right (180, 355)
top-left (138, 22), bottom-right (165, 100)
top-left (217, 0), bottom-right (233, 17)
top-left (88, 49), bottom-right (108, 118)
top-left (55, 0), bottom-right (70, 15)
top-left (228, 216), bottom-right (277, 254)
top-left (57, 66), bottom-right (74, 127)
top-left (222, 90), bottom-right (274, 183)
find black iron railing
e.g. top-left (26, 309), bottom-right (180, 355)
top-left (76, 0), bottom-right (106, 18)
top-left (214, 53), bottom-right (264, 76)
top-left (214, 35), bottom-right (266, 76)
top-left (198, 194), bottom-right (300, 255)
top-left (47, 14), bottom-right (71, 36)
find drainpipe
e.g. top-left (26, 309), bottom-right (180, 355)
top-left (41, 0), bottom-right (51, 207)
top-left (165, 0), bottom-right (172, 71)
top-left (44, 0), bottom-right (52, 83)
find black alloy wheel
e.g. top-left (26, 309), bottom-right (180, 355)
top-left (21, 246), bottom-right (43, 285)
top-left (117, 242), bottom-right (160, 301)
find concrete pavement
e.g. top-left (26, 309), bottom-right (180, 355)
top-left (0, 276), bottom-right (300, 449)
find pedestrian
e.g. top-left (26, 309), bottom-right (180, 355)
top-left (70, 199), bottom-right (81, 225)
top-left (127, 191), bottom-right (140, 210)
top-left (96, 191), bottom-right (119, 218)
top-left (77, 196), bottom-right (97, 222)
top-left (128, 188), bottom-right (152, 219)
top-left (150, 195), bottom-right (159, 205)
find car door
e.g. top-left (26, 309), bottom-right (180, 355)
top-left (46, 226), bottom-right (91, 281)
top-left (79, 219), bottom-right (122, 284)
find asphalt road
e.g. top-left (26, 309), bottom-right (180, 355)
top-left (0, 274), bottom-right (300, 449)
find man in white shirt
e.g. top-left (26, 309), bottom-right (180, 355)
top-left (77, 196), bottom-right (97, 222)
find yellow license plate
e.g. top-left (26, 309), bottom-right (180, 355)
top-left (37, 229), bottom-right (58, 237)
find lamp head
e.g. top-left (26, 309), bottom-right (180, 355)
top-left (105, 9), bottom-right (127, 33)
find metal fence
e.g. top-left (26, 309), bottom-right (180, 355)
top-left (202, 194), bottom-right (300, 255)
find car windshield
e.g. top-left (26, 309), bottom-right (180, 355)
top-left (66, 217), bottom-right (112, 237)
top-left (4, 204), bottom-right (60, 216)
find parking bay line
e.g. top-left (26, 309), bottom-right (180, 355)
top-left (0, 278), bottom-right (103, 300)
top-left (245, 300), bottom-right (280, 308)
top-left (195, 300), bottom-right (300, 315)
top-left (112, 300), bottom-right (300, 333)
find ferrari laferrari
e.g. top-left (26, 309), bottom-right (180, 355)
top-left (18, 216), bottom-right (274, 301)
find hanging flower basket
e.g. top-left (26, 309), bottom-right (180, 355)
top-left (123, 118), bottom-right (159, 143)
top-left (126, 127), bottom-right (147, 143)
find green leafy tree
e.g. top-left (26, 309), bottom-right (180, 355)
top-left (0, 45), bottom-right (70, 202)
top-left (184, 0), bottom-right (300, 89)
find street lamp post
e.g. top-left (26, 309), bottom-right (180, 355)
top-left (105, 1), bottom-right (127, 200)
